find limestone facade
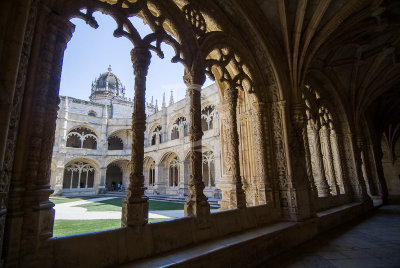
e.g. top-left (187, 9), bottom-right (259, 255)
top-left (50, 69), bottom-right (222, 199)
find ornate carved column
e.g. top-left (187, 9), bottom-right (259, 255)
top-left (218, 87), bottom-right (246, 210)
top-left (302, 121), bottom-right (318, 204)
top-left (307, 121), bottom-right (331, 197)
top-left (371, 141), bottom-right (388, 203)
top-left (344, 134), bottom-right (370, 202)
top-left (286, 104), bottom-right (314, 220)
top-left (183, 76), bottom-right (210, 227)
top-left (252, 101), bottom-right (271, 205)
top-left (3, 10), bottom-right (74, 266)
top-left (330, 129), bottom-right (346, 194)
top-left (121, 47), bottom-right (151, 227)
top-left (320, 125), bottom-right (339, 195)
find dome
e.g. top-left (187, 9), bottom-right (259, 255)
top-left (89, 65), bottom-right (126, 101)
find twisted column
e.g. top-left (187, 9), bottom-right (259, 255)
top-left (183, 79), bottom-right (210, 227)
top-left (218, 87), bottom-right (246, 210)
top-left (307, 121), bottom-right (331, 197)
top-left (121, 47), bottom-right (151, 227)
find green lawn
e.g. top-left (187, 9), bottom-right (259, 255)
top-left (53, 218), bottom-right (169, 237)
top-left (76, 198), bottom-right (219, 211)
top-left (76, 198), bottom-right (201, 211)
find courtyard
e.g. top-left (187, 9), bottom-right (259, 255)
top-left (51, 196), bottom-right (219, 237)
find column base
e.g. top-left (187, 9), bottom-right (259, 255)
top-left (121, 197), bottom-right (149, 227)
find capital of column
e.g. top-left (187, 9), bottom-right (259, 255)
top-left (131, 47), bottom-right (151, 77)
top-left (290, 104), bottom-right (307, 131)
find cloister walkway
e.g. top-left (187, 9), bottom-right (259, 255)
top-left (262, 202), bottom-right (400, 268)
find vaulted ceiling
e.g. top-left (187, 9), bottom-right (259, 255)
top-left (243, 0), bottom-right (400, 152)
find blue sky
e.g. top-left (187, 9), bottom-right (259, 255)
top-left (60, 12), bottom-right (212, 106)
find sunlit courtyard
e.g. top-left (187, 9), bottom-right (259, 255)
top-left (51, 196), bottom-right (219, 237)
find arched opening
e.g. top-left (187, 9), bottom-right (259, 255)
top-left (150, 125), bottom-right (162, 145)
top-left (106, 163), bottom-right (123, 191)
top-left (202, 150), bottom-right (215, 187)
top-left (171, 117), bottom-right (187, 140)
top-left (66, 127), bottom-right (97, 149)
top-left (108, 135), bottom-right (123, 150)
top-left (201, 105), bottom-right (216, 131)
top-left (169, 157), bottom-right (179, 187)
top-left (62, 161), bottom-right (95, 190)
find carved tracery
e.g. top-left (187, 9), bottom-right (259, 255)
top-left (66, 127), bottom-right (98, 149)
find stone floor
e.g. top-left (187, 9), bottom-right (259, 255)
top-left (260, 203), bottom-right (400, 268)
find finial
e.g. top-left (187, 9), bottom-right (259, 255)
top-left (108, 65), bottom-right (112, 72)
top-left (151, 96), bottom-right (154, 106)
top-left (155, 99), bottom-right (158, 112)
top-left (169, 89), bottom-right (174, 106)
top-left (162, 92), bottom-right (166, 108)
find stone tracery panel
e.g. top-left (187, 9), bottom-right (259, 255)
top-left (66, 127), bottom-right (98, 149)
top-left (63, 161), bottom-right (95, 189)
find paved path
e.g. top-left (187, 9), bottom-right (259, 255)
top-left (261, 204), bottom-right (400, 267)
top-left (54, 197), bottom-right (220, 220)
top-left (54, 197), bottom-right (169, 220)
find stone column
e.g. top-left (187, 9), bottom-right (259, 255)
top-left (97, 167), bottom-right (107, 193)
top-left (121, 47), bottom-right (151, 227)
top-left (307, 121), bottom-right (330, 197)
top-left (4, 12), bottom-right (74, 266)
top-left (345, 134), bottom-right (370, 202)
top-left (53, 166), bottom-right (64, 195)
top-left (357, 137), bottom-right (377, 196)
top-left (302, 121), bottom-right (318, 206)
top-left (252, 101), bottom-right (271, 205)
top-left (178, 160), bottom-right (187, 196)
top-left (320, 125), bottom-right (339, 195)
top-left (184, 80), bottom-right (210, 226)
top-left (218, 87), bottom-right (246, 210)
top-left (286, 104), bottom-right (314, 220)
top-left (330, 129), bottom-right (346, 194)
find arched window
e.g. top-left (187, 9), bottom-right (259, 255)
top-left (63, 162), bottom-right (95, 189)
top-left (201, 105), bottom-right (216, 131)
top-left (149, 162), bottom-right (155, 186)
top-left (108, 135), bottom-right (123, 150)
top-left (202, 151), bottom-right (215, 187)
top-left (151, 125), bottom-right (162, 145)
top-left (171, 117), bottom-right (187, 140)
top-left (169, 157), bottom-right (179, 187)
top-left (66, 127), bottom-right (97, 149)
top-left (88, 110), bottom-right (97, 117)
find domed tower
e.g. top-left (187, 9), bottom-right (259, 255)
top-left (89, 65), bottom-right (127, 104)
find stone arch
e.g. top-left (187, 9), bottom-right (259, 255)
top-left (106, 159), bottom-right (129, 191)
top-left (66, 126), bottom-right (98, 149)
top-left (62, 158), bottom-right (100, 191)
top-left (159, 152), bottom-right (180, 188)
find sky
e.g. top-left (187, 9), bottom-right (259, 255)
top-left (60, 12), bottom-right (212, 106)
